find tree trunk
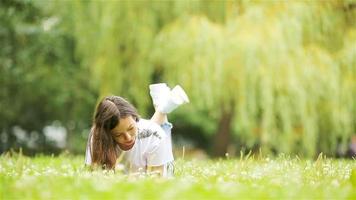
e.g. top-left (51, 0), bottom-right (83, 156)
top-left (212, 102), bottom-right (235, 157)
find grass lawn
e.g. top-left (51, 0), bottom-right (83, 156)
top-left (1, 153), bottom-right (355, 199)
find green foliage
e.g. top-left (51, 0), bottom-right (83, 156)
top-left (351, 168), bottom-right (356, 187)
top-left (152, 1), bottom-right (356, 156)
top-left (56, 0), bottom-right (230, 115)
top-left (1, 155), bottom-right (355, 199)
top-left (0, 0), bottom-right (97, 153)
top-left (0, 0), bottom-right (355, 157)
top-left (56, 1), bottom-right (164, 115)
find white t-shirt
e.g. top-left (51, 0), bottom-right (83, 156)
top-left (85, 119), bottom-right (174, 173)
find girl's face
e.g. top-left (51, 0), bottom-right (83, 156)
top-left (111, 116), bottom-right (137, 151)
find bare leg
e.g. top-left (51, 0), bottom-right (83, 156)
top-left (151, 110), bottom-right (168, 125)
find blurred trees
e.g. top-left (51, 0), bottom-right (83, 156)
top-left (0, 0), bottom-right (97, 154)
top-left (152, 1), bottom-right (356, 157)
top-left (0, 0), bottom-right (355, 157)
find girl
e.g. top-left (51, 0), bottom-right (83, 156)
top-left (85, 83), bottom-right (189, 176)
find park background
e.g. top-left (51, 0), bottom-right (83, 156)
top-left (0, 0), bottom-right (355, 159)
top-left (1, 1), bottom-right (356, 199)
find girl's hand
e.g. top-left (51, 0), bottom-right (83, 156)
top-left (147, 165), bottom-right (164, 176)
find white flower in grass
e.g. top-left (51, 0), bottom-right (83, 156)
top-left (331, 179), bottom-right (340, 187)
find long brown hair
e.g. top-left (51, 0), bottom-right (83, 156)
top-left (91, 96), bottom-right (139, 169)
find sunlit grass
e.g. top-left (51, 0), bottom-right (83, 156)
top-left (1, 153), bottom-right (355, 199)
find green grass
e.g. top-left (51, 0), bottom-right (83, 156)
top-left (1, 153), bottom-right (356, 200)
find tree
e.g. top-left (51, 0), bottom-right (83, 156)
top-left (152, 1), bottom-right (356, 157)
top-left (0, 0), bottom-right (97, 154)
